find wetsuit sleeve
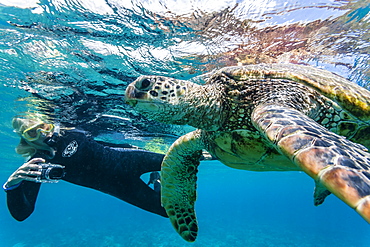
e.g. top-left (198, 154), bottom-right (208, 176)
top-left (123, 149), bottom-right (165, 173)
top-left (5, 181), bottom-right (41, 221)
top-left (125, 177), bottom-right (167, 217)
top-left (119, 150), bottom-right (168, 216)
top-left (95, 140), bottom-right (137, 149)
top-left (94, 148), bottom-right (167, 217)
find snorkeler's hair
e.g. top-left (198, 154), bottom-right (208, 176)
top-left (12, 113), bottom-right (56, 159)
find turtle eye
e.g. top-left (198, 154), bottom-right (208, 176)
top-left (140, 78), bottom-right (151, 89)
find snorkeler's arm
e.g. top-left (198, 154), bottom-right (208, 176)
top-left (127, 178), bottom-right (167, 217)
top-left (123, 150), bottom-right (168, 216)
top-left (95, 140), bottom-right (139, 149)
top-left (98, 148), bottom-right (167, 216)
top-left (122, 149), bottom-right (165, 173)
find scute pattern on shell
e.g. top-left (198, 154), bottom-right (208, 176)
top-left (221, 64), bottom-right (370, 120)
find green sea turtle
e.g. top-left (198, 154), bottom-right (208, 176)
top-left (125, 63), bottom-right (370, 242)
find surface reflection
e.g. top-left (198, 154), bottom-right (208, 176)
top-left (0, 0), bottom-right (368, 145)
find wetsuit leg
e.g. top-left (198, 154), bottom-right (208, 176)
top-left (6, 181), bottom-right (41, 221)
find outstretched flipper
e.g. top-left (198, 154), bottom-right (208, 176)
top-left (252, 104), bottom-right (370, 223)
top-left (161, 130), bottom-right (204, 242)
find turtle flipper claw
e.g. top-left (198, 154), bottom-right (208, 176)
top-left (253, 104), bottom-right (370, 223)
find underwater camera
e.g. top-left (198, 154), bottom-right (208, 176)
top-left (37, 163), bottom-right (65, 183)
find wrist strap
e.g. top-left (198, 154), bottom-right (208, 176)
top-left (2, 181), bottom-right (22, 191)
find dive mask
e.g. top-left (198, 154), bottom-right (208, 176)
top-left (22, 123), bottom-right (55, 141)
top-left (43, 123), bottom-right (61, 146)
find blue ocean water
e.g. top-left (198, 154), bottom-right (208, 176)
top-left (0, 0), bottom-right (370, 246)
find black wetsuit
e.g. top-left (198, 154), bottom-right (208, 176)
top-left (5, 129), bottom-right (167, 221)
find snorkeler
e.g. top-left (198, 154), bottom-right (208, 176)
top-left (3, 115), bottom-right (168, 221)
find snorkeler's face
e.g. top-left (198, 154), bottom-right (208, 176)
top-left (22, 123), bottom-right (54, 142)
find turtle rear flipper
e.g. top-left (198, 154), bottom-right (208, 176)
top-left (252, 104), bottom-right (370, 222)
top-left (314, 181), bottom-right (331, 206)
top-left (161, 130), bottom-right (204, 242)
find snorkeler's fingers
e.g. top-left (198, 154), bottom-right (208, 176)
top-left (16, 171), bottom-right (41, 178)
top-left (25, 164), bottom-right (42, 170)
top-left (5, 162), bottom-right (43, 187)
top-left (17, 175), bottom-right (40, 183)
top-left (18, 160), bottom-right (43, 171)
top-left (16, 170), bottom-right (41, 178)
top-left (27, 170), bottom-right (41, 177)
top-left (27, 158), bottom-right (45, 165)
top-left (17, 165), bottom-right (41, 175)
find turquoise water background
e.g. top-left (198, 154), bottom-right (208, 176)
top-left (0, 0), bottom-right (370, 246)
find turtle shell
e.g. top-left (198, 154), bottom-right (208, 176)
top-left (220, 63), bottom-right (370, 121)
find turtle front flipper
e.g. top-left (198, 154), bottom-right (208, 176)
top-left (252, 104), bottom-right (370, 223)
top-left (161, 130), bottom-right (204, 242)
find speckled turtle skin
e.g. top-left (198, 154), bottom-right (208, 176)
top-left (125, 63), bottom-right (370, 242)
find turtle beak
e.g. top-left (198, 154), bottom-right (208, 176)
top-left (125, 84), bottom-right (149, 107)
top-left (125, 85), bottom-right (137, 106)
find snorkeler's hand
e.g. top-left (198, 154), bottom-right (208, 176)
top-left (4, 158), bottom-right (45, 188)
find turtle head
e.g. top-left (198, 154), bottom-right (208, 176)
top-left (125, 75), bottom-right (193, 124)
